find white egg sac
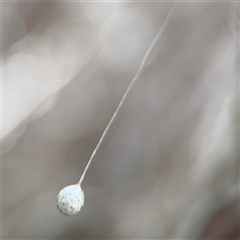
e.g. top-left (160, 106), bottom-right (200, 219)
top-left (57, 184), bottom-right (84, 215)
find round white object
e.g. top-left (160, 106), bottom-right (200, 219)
top-left (57, 184), bottom-right (84, 215)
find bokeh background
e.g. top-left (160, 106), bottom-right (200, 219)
top-left (1, 0), bottom-right (239, 239)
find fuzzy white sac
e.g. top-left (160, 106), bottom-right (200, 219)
top-left (57, 184), bottom-right (84, 215)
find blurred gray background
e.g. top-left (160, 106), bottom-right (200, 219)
top-left (1, 0), bottom-right (239, 239)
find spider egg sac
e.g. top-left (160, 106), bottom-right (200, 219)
top-left (57, 184), bottom-right (84, 215)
